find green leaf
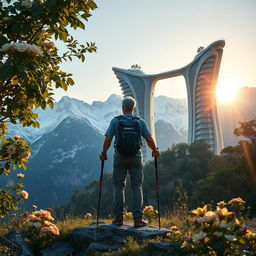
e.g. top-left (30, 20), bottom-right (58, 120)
top-left (16, 64), bottom-right (26, 73)
top-left (0, 65), bottom-right (15, 81)
top-left (67, 77), bottom-right (74, 85)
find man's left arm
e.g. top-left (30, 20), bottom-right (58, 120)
top-left (140, 119), bottom-right (160, 158)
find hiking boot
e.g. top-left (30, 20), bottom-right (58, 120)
top-left (134, 219), bottom-right (148, 227)
top-left (112, 218), bottom-right (123, 226)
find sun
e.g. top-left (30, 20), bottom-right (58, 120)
top-left (216, 77), bottom-right (240, 103)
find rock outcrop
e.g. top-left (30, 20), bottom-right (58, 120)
top-left (0, 222), bottom-right (188, 255)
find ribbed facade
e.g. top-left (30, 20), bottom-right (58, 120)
top-left (113, 40), bottom-right (225, 160)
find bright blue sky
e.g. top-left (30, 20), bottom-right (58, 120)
top-left (55, 0), bottom-right (256, 103)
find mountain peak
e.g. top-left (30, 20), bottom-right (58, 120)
top-left (106, 94), bottom-right (122, 103)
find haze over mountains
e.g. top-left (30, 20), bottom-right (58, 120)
top-left (3, 87), bottom-right (256, 208)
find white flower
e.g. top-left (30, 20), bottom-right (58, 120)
top-left (224, 234), bottom-right (237, 241)
top-left (193, 232), bottom-right (207, 243)
top-left (1, 43), bottom-right (14, 52)
top-left (33, 222), bottom-right (41, 228)
top-left (213, 231), bottom-right (223, 238)
top-left (13, 42), bottom-right (30, 53)
top-left (213, 220), bottom-right (229, 228)
top-left (21, 0), bottom-right (33, 8)
top-left (29, 44), bottom-right (43, 56)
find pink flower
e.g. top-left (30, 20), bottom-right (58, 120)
top-left (20, 151), bottom-right (31, 160)
top-left (40, 226), bottom-right (52, 233)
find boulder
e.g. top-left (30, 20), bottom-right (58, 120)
top-left (0, 230), bottom-right (33, 256)
top-left (150, 241), bottom-right (188, 255)
top-left (40, 241), bottom-right (75, 256)
top-left (87, 242), bottom-right (118, 252)
top-left (70, 221), bottom-right (171, 249)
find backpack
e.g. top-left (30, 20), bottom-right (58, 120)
top-left (114, 115), bottom-right (142, 156)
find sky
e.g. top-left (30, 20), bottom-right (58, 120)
top-left (54, 0), bottom-right (256, 104)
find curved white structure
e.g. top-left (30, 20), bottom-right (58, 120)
top-left (113, 40), bottom-right (225, 160)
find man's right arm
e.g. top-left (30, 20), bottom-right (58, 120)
top-left (100, 136), bottom-right (113, 161)
top-left (145, 136), bottom-right (160, 158)
top-left (99, 118), bottom-right (116, 161)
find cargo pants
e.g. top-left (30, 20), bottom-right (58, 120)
top-left (112, 151), bottom-right (143, 220)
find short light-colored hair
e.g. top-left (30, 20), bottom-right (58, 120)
top-left (122, 96), bottom-right (136, 111)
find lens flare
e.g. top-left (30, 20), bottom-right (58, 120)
top-left (216, 77), bottom-right (240, 103)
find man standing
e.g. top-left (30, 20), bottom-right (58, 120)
top-left (100, 96), bottom-right (160, 227)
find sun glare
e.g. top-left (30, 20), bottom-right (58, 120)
top-left (216, 77), bottom-right (240, 103)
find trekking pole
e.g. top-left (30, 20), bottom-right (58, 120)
top-left (96, 160), bottom-right (105, 227)
top-left (154, 156), bottom-right (161, 230)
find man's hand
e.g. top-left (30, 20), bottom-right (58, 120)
top-left (100, 152), bottom-right (107, 161)
top-left (152, 149), bottom-right (160, 158)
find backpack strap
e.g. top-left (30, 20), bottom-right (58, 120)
top-left (115, 115), bottom-right (123, 120)
top-left (115, 115), bottom-right (140, 120)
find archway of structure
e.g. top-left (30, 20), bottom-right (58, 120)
top-left (153, 76), bottom-right (188, 151)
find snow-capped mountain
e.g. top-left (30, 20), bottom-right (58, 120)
top-left (8, 94), bottom-right (123, 142)
top-left (8, 94), bottom-right (188, 148)
top-left (154, 96), bottom-right (188, 136)
top-left (2, 89), bottom-right (255, 209)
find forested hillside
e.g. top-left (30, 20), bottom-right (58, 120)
top-left (59, 120), bottom-right (256, 218)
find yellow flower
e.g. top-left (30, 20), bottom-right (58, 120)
top-left (196, 211), bottom-right (218, 224)
top-left (46, 215), bottom-right (54, 221)
top-left (228, 197), bottom-right (245, 206)
top-left (124, 212), bottom-right (133, 219)
top-left (13, 135), bottom-right (20, 140)
top-left (217, 201), bottom-right (227, 208)
top-left (191, 205), bottom-right (207, 216)
top-left (17, 173), bottom-right (24, 179)
top-left (174, 231), bottom-right (181, 235)
top-left (246, 230), bottom-right (256, 240)
top-left (27, 214), bottom-right (37, 221)
top-left (21, 190), bottom-right (28, 199)
top-left (44, 221), bottom-right (53, 226)
top-left (143, 206), bottom-right (154, 212)
top-left (215, 207), bottom-right (230, 217)
top-left (49, 224), bottom-right (59, 235)
top-left (170, 225), bottom-right (177, 230)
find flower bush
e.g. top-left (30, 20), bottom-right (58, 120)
top-left (0, 0), bottom-right (97, 219)
top-left (18, 208), bottom-right (60, 250)
top-left (183, 198), bottom-right (256, 256)
top-left (143, 205), bottom-right (158, 223)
